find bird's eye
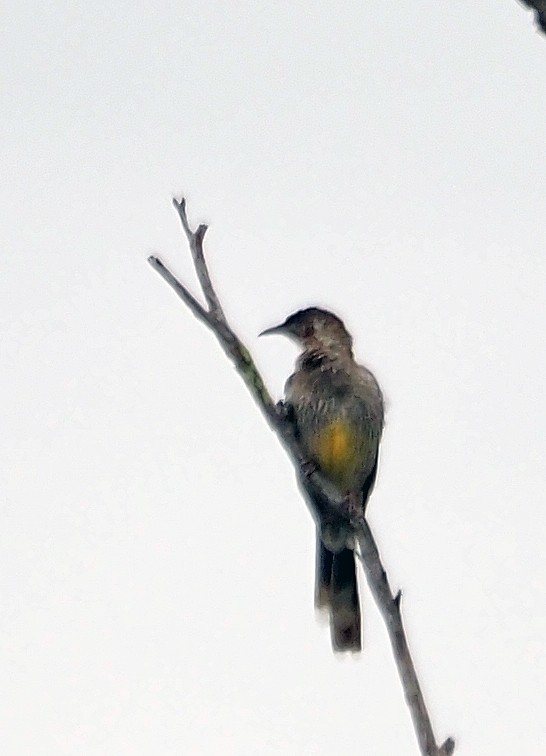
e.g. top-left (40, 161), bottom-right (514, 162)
top-left (303, 324), bottom-right (314, 338)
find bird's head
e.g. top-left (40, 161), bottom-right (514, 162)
top-left (260, 307), bottom-right (353, 357)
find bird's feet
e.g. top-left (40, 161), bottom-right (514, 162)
top-left (275, 400), bottom-right (288, 418)
top-left (276, 400), bottom-right (296, 426)
top-left (300, 458), bottom-right (318, 479)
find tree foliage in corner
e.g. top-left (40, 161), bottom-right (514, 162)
top-left (518, 0), bottom-right (546, 34)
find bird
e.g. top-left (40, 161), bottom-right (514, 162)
top-left (260, 307), bottom-right (384, 652)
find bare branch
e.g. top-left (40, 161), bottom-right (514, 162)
top-left (172, 197), bottom-right (225, 318)
top-left (147, 255), bottom-right (213, 327)
top-left (354, 518), bottom-right (453, 756)
top-left (148, 198), bottom-right (455, 756)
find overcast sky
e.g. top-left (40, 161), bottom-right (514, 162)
top-left (2, 2), bottom-right (545, 754)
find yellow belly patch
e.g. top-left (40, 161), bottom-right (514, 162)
top-left (312, 420), bottom-right (360, 487)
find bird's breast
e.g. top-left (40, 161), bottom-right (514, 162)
top-left (286, 361), bottom-right (383, 492)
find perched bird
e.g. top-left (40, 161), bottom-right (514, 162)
top-left (261, 308), bottom-right (384, 652)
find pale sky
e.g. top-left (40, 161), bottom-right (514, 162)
top-left (2, 2), bottom-right (545, 754)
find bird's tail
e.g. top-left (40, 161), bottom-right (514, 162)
top-left (315, 533), bottom-right (361, 652)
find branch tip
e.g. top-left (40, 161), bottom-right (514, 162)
top-left (196, 223), bottom-right (208, 240)
top-left (394, 589), bottom-right (402, 608)
top-left (440, 737), bottom-right (455, 755)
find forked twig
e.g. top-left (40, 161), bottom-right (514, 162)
top-left (148, 197), bottom-right (455, 756)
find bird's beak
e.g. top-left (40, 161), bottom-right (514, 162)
top-left (259, 322), bottom-right (286, 337)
